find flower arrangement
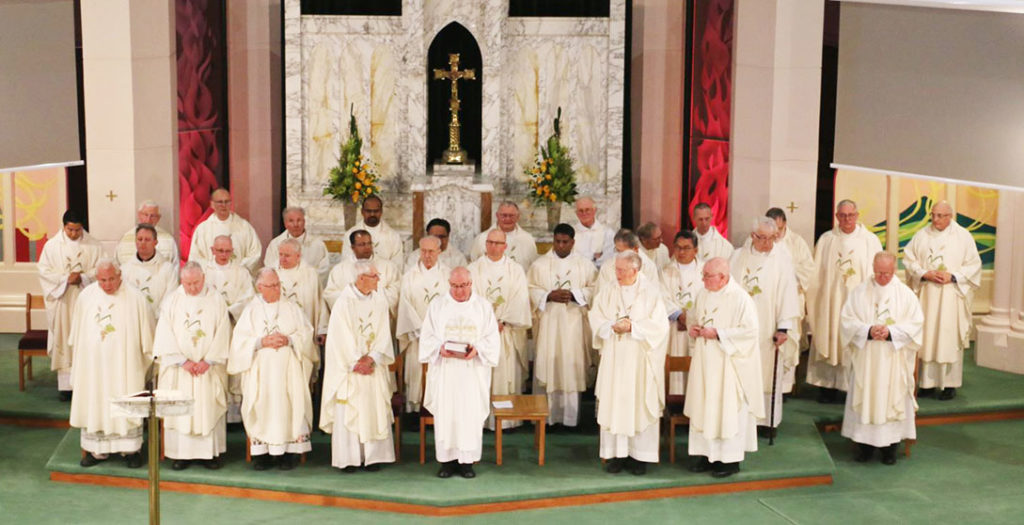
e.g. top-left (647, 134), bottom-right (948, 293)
top-left (525, 107), bottom-right (577, 206)
top-left (324, 107), bottom-right (381, 204)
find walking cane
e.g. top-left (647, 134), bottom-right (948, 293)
top-left (769, 333), bottom-right (782, 446)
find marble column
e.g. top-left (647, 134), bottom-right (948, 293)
top-left (977, 189), bottom-right (1024, 374)
top-left (729, 0), bottom-right (823, 246)
top-left (81, 0), bottom-right (177, 250)
top-left (227, 0), bottom-right (283, 246)
top-left (630, 0), bottom-right (685, 241)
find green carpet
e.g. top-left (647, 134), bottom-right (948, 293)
top-left (0, 333), bottom-right (70, 421)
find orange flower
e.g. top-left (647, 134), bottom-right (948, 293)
top-left (545, 174), bottom-right (552, 180)
top-left (355, 160), bottom-right (361, 167)
top-left (549, 194), bottom-right (557, 202)
top-left (351, 167), bottom-right (358, 174)
top-left (355, 182), bottom-right (362, 189)
top-left (365, 187), bottom-right (373, 195)
top-left (536, 188), bottom-right (543, 195)
top-left (351, 192), bottom-right (359, 202)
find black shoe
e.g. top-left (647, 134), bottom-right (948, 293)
top-left (364, 463), bottom-right (381, 472)
top-left (437, 461), bottom-right (456, 478)
top-left (630, 459), bottom-right (647, 476)
top-left (253, 455), bottom-right (272, 471)
top-left (204, 457), bottom-right (222, 470)
top-left (59, 391), bottom-right (72, 402)
top-left (938, 388), bottom-right (957, 401)
top-left (711, 462), bottom-right (740, 478)
top-left (688, 456), bottom-right (711, 473)
top-left (881, 444), bottom-right (899, 465)
top-left (341, 466), bottom-right (358, 473)
top-left (458, 463), bottom-right (476, 479)
top-left (125, 452), bottom-right (143, 469)
top-left (80, 452), bottom-right (100, 468)
top-left (171, 459), bottom-right (190, 470)
top-left (854, 443), bottom-right (875, 463)
top-left (278, 454), bottom-right (297, 471)
top-left (605, 457), bottom-right (625, 474)
top-left (917, 387), bottom-right (936, 398)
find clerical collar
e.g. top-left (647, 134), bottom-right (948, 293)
top-left (289, 231), bottom-right (307, 241)
top-left (676, 259), bottom-right (697, 270)
top-left (577, 220), bottom-right (600, 232)
top-left (697, 228), bottom-right (714, 239)
top-left (136, 252), bottom-right (156, 263)
top-left (214, 213), bottom-right (232, 223)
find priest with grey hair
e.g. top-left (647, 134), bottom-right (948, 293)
top-left (264, 206), bottom-right (331, 286)
top-left (115, 200), bottom-right (180, 266)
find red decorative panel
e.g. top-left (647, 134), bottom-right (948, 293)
top-left (176, 0), bottom-right (226, 262)
top-left (687, 0), bottom-right (733, 237)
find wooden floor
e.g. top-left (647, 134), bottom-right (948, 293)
top-left (50, 470), bottom-right (833, 517)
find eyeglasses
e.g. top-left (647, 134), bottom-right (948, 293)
top-left (450, 283), bottom-right (472, 289)
top-left (751, 233), bottom-right (772, 242)
top-left (486, 240), bottom-right (506, 245)
top-left (836, 213), bottom-right (858, 219)
top-left (701, 273), bottom-right (724, 279)
top-left (212, 199), bottom-right (231, 205)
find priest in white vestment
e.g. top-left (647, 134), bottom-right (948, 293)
top-left (264, 206), bottom-right (331, 286)
top-left (661, 230), bottom-right (703, 395)
top-left (807, 200), bottom-right (883, 402)
top-left (341, 195), bottom-right (406, 271)
top-left (396, 237), bottom-right (451, 411)
top-left (155, 263), bottom-right (231, 469)
top-left (188, 188), bottom-right (263, 274)
top-left (228, 268), bottom-right (317, 470)
top-left (902, 202), bottom-right (981, 400)
top-left (685, 258), bottom-right (763, 478)
top-left (274, 239), bottom-right (329, 346)
top-left (572, 197), bottom-right (616, 268)
top-left (38, 211), bottom-right (103, 398)
top-left (638, 222), bottom-right (671, 271)
top-left (120, 224), bottom-right (178, 320)
top-left (203, 235), bottom-right (256, 423)
top-left (324, 229), bottom-right (400, 318)
top-left (419, 267), bottom-right (500, 479)
top-left (468, 229), bottom-right (532, 430)
top-left (730, 218), bottom-right (800, 431)
top-left (470, 201), bottom-right (538, 270)
top-left (115, 200), bottom-right (180, 266)
top-left (840, 252), bottom-right (923, 465)
top-left (692, 203), bottom-right (734, 261)
top-left (320, 262), bottom-right (396, 472)
top-left (597, 229), bottom-right (661, 290)
top-left (590, 252), bottom-right (669, 475)
top-left (766, 207), bottom-right (815, 393)
top-left (69, 260), bottom-right (154, 468)
top-left (528, 224), bottom-right (597, 427)
top-left (405, 218), bottom-right (468, 269)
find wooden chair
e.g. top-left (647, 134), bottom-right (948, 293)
top-left (418, 362), bottom-right (434, 464)
top-left (389, 352), bottom-right (405, 461)
top-left (664, 355), bottom-right (692, 464)
top-left (18, 294), bottom-right (48, 391)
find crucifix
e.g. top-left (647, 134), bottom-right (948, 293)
top-left (786, 201), bottom-right (799, 214)
top-left (433, 53), bottom-right (476, 165)
top-left (106, 190), bottom-right (118, 202)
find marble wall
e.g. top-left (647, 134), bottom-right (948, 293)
top-left (284, 0), bottom-right (625, 244)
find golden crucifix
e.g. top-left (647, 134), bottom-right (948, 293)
top-left (433, 53), bottom-right (476, 165)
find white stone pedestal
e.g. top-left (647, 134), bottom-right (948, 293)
top-left (412, 168), bottom-right (493, 255)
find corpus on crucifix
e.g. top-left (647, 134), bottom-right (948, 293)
top-left (433, 53), bottom-right (476, 165)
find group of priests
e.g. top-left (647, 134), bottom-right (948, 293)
top-left (37, 188), bottom-right (980, 476)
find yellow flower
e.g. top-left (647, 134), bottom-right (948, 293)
top-left (351, 167), bottom-right (358, 174)
top-left (355, 182), bottom-right (362, 189)
top-left (549, 194), bottom-right (557, 202)
top-left (359, 171), bottom-right (366, 178)
top-left (355, 160), bottom-right (361, 167)
top-left (545, 174), bottom-right (552, 180)
top-left (532, 168), bottom-right (540, 174)
top-left (351, 192), bottom-right (359, 202)
top-left (365, 187), bottom-right (373, 195)
top-left (536, 188), bottom-right (543, 195)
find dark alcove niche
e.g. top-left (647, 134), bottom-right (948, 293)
top-left (427, 22), bottom-right (483, 171)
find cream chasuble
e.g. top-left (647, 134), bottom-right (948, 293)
top-left (468, 255), bottom-right (532, 396)
top-left (276, 261), bottom-right (329, 338)
top-left (189, 213), bottom-right (263, 274)
top-left (264, 231), bottom-right (331, 286)
top-left (642, 243), bottom-right (671, 272)
top-left (342, 221), bottom-right (406, 271)
top-left (324, 256), bottom-right (400, 317)
top-left (320, 285), bottom-right (395, 453)
top-left (228, 297), bottom-right (316, 451)
top-left (68, 284), bottom-right (155, 452)
top-left (121, 254), bottom-right (178, 320)
top-left (38, 229), bottom-right (103, 375)
top-left (528, 251), bottom-right (597, 394)
top-left (572, 220), bottom-right (616, 267)
top-left (406, 246), bottom-right (468, 270)
top-left (661, 259), bottom-right (703, 395)
top-left (696, 226), bottom-right (734, 262)
top-left (471, 225), bottom-right (538, 270)
top-left (597, 249), bottom-right (663, 294)
top-left (730, 244), bottom-right (800, 425)
top-left (203, 261), bottom-right (255, 324)
top-left (806, 224), bottom-right (882, 390)
top-left (589, 275), bottom-right (669, 438)
top-left (395, 261), bottom-right (451, 410)
top-left (155, 287), bottom-right (231, 450)
top-left (419, 293), bottom-right (500, 462)
top-left (902, 222), bottom-right (981, 388)
top-left (685, 279), bottom-right (764, 442)
top-left (116, 225), bottom-right (180, 267)
top-left (839, 278), bottom-right (922, 447)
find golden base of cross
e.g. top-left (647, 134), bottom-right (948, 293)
top-left (442, 148), bottom-right (468, 165)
